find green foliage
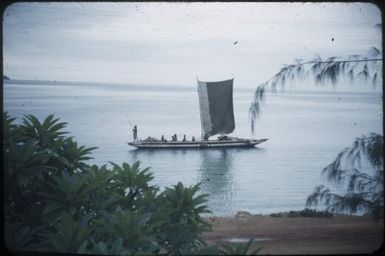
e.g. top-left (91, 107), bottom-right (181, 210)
top-left (42, 212), bottom-right (93, 253)
top-left (20, 114), bottom-right (68, 147)
top-left (307, 133), bottom-right (384, 219)
top-left (158, 182), bottom-right (212, 255)
top-left (4, 222), bottom-right (44, 252)
top-left (4, 113), bottom-right (262, 255)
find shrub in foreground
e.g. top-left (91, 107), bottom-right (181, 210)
top-left (3, 113), bottom-right (259, 255)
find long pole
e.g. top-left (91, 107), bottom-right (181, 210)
top-left (123, 112), bottom-right (135, 140)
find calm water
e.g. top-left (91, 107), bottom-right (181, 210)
top-left (3, 80), bottom-right (382, 215)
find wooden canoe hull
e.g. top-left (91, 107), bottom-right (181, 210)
top-left (128, 138), bottom-right (268, 149)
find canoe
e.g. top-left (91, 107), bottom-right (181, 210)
top-left (128, 138), bottom-right (268, 149)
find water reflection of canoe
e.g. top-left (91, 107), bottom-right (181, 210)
top-left (128, 138), bottom-right (268, 149)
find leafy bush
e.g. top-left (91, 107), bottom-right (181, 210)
top-left (3, 113), bottom-right (259, 255)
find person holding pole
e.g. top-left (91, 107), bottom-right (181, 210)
top-left (133, 125), bottom-right (138, 141)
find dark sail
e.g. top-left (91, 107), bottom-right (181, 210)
top-left (197, 78), bottom-right (235, 138)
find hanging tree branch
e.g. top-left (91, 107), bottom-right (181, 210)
top-left (249, 47), bottom-right (383, 134)
top-left (306, 133), bottom-right (383, 218)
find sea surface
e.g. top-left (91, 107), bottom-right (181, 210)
top-left (3, 80), bottom-right (383, 215)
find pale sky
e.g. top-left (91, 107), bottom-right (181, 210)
top-left (3, 2), bottom-right (382, 87)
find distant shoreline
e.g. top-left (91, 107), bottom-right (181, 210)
top-left (3, 78), bottom-right (381, 95)
top-left (3, 78), bottom-right (162, 87)
top-left (2, 78), bottom-right (198, 92)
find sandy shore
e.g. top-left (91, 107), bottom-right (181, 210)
top-left (202, 214), bottom-right (383, 254)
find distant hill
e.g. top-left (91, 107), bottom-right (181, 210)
top-left (3, 75), bottom-right (10, 80)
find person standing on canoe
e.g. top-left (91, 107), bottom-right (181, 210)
top-left (133, 125), bottom-right (138, 141)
